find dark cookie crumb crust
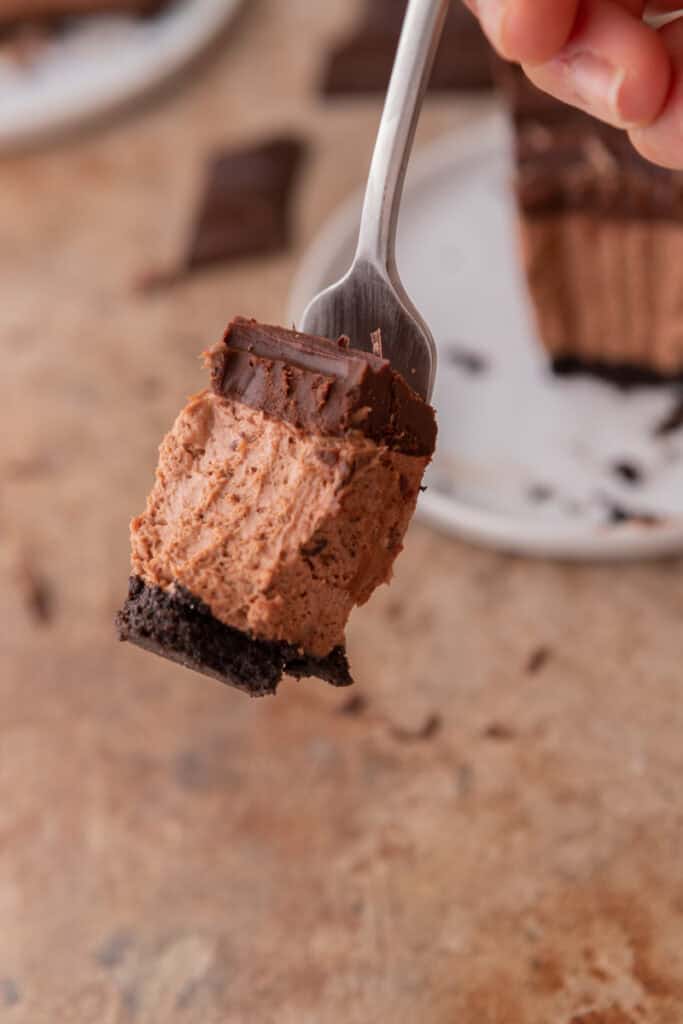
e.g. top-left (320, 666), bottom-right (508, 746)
top-left (116, 577), bottom-right (353, 697)
top-left (552, 356), bottom-right (683, 389)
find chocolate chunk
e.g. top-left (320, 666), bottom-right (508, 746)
top-left (321, 0), bottom-right (494, 96)
top-left (116, 577), bottom-right (353, 697)
top-left (186, 137), bottom-right (306, 270)
top-left (207, 317), bottom-right (437, 456)
top-left (139, 138), bottom-right (306, 290)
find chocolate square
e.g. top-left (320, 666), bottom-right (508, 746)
top-left (321, 0), bottom-right (494, 96)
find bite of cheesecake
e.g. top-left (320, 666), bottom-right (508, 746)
top-left (117, 318), bottom-right (436, 696)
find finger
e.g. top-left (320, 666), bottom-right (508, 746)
top-left (630, 19), bottom-right (683, 167)
top-left (523, 0), bottom-right (671, 128)
top-left (464, 0), bottom-right (580, 63)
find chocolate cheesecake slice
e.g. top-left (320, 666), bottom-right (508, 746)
top-left (501, 63), bottom-right (683, 383)
top-left (117, 318), bottom-right (436, 697)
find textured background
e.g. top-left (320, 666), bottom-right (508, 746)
top-left (2, 2), bottom-right (683, 1021)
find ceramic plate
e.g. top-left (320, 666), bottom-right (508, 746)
top-left (289, 111), bottom-right (683, 561)
top-left (0, 0), bottom-right (243, 149)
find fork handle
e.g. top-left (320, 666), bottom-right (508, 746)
top-left (354, 0), bottom-right (449, 274)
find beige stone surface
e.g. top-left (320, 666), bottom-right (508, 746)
top-left (1, 3), bottom-right (683, 1022)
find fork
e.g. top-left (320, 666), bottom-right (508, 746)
top-left (299, 0), bottom-right (448, 402)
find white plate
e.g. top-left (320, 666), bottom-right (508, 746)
top-left (289, 112), bottom-right (683, 561)
top-left (0, 0), bottom-right (243, 149)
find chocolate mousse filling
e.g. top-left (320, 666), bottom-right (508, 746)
top-left (117, 318), bottom-right (436, 696)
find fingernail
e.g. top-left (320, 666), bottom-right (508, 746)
top-left (558, 52), bottom-right (626, 121)
top-left (472, 0), bottom-right (506, 47)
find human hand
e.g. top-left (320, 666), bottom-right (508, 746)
top-left (464, 1), bottom-right (683, 168)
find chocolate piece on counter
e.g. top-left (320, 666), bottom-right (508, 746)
top-left (207, 317), bottom-right (437, 456)
top-left (185, 137), bottom-right (306, 271)
top-left (116, 577), bottom-right (353, 697)
top-left (321, 0), bottom-right (494, 96)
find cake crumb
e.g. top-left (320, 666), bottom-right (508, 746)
top-left (17, 562), bottom-right (54, 625)
top-left (483, 722), bottom-right (516, 741)
top-left (526, 646), bottom-right (553, 675)
top-left (338, 695), bottom-right (368, 717)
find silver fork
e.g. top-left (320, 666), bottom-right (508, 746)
top-left (299, 0), bottom-right (448, 402)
